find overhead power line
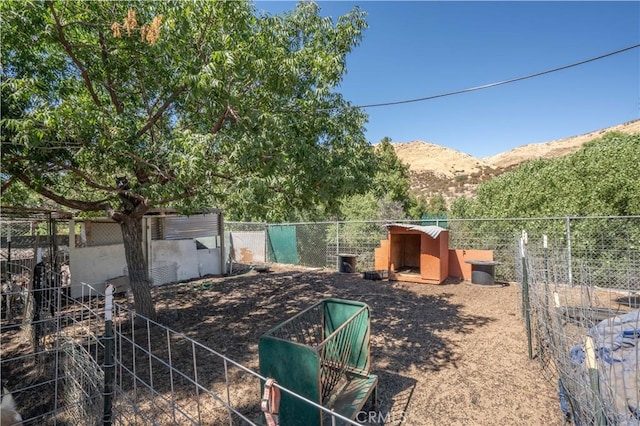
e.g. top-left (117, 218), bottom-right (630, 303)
top-left (332, 43), bottom-right (640, 111)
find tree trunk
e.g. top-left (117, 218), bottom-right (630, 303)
top-left (120, 215), bottom-right (157, 321)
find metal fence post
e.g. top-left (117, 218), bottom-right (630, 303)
top-left (521, 232), bottom-right (533, 360)
top-left (6, 224), bottom-right (11, 283)
top-left (566, 216), bottom-right (573, 286)
top-left (543, 235), bottom-right (550, 285)
top-left (103, 284), bottom-right (115, 426)
top-left (264, 222), bottom-right (269, 263)
top-left (335, 222), bottom-right (340, 271)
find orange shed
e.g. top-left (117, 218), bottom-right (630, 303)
top-left (374, 224), bottom-right (449, 284)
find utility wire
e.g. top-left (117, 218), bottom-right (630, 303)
top-left (325, 43), bottom-right (640, 112)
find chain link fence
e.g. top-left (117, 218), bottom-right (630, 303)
top-left (227, 220), bottom-right (440, 272)
top-left (226, 216), bottom-right (640, 286)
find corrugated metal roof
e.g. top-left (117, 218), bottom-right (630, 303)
top-left (163, 214), bottom-right (221, 239)
top-left (385, 223), bottom-right (446, 239)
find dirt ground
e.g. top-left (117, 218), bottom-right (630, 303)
top-left (149, 263), bottom-right (564, 425)
top-left (2, 263), bottom-right (565, 425)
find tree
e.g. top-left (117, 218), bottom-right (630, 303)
top-left (406, 194), bottom-right (429, 219)
top-left (372, 137), bottom-right (411, 204)
top-left (426, 193), bottom-right (448, 215)
top-left (450, 132), bottom-right (640, 219)
top-left (1, 0), bottom-right (371, 319)
top-left (340, 192), bottom-right (406, 222)
top-left (406, 192), bottom-right (447, 219)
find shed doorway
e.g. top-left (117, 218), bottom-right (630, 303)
top-left (374, 224), bottom-right (449, 284)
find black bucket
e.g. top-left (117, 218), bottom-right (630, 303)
top-left (363, 270), bottom-right (389, 280)
top-left (338, 254), bottom-right (357, 273)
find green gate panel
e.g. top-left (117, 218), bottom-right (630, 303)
top-left (258, 339), bottom-right (321, 426)
top-left (267, 225), bottom-right (299, 264)
top-left (323, 300), bottom-right (371, 372)
top-left (259, 298), bottom-right (374, 425)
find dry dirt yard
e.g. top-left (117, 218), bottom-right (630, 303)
top-left (149, 264), bottom-right (564, 426)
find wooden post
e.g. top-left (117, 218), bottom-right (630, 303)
top-left (585, 336), bottom-right (605, 425)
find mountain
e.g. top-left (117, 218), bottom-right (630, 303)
top-left (484, 119), bottom-right (640, 169)
top-left (392, 119), bottom-right (640, 202)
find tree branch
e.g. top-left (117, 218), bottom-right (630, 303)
top-left (68, 43), bottom-right (100, 49)
top-left (151, 189), bottom-right (197, 207)
top-left (14, 173), bottom-right (111, 212)
top-left (47, 1), bottom-right (103, 109)
top-left (121, 151), bottom-right (173, 183)
top-left (46, 159), bottom-right (150, 204)
top-left (195, 7), bottom-right (216, 63)
top-left (46, 159), bottom-right (114, 190)
top-left (208, 171), bottom-right (236, 182)
top-left (1, 176), bottom-right (16, 193)
top-left (99, 31), bottom-right (124, 114)
top-left (133, 67), bottom-right (154, 117)
top-left (9, 155), bottom-right (148, 205)
top-left (135, 84), bottom-right (188, 138)
top-left (211, 111), bottom-right (228, 134)
top-left (150, 170), bottom-right (238, 207)
top-left (60, 20), bottom-right (108, 29)
top-left (7, 153), bottom-right (110, 191)
top-left (211, 104), bottom-right (239, 134)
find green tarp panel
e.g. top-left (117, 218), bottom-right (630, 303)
top-left (267, 225), bottom-right (299, 264)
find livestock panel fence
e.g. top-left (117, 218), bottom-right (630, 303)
top-left (1, 283), bottom-right (365, 425)
top-left (1, 278), bottom-right (107, 424)
top-left (517, 216), bottom-right (640, 425)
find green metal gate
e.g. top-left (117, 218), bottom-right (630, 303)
top-left (259, 298), bottom-right (377, 425)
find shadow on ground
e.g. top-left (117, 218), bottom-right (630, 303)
top-left (1, 263), bottom-right (500, 425)
top-left (150, 266), bottom-right (495, 373)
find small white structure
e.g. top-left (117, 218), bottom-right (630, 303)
top-left (68, 209), bottom-right (225, 298)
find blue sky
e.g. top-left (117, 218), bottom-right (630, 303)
top-left (257, 1), bottom-right (640, 158)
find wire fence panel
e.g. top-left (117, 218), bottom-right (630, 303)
top-left (110, 304), bottom-right (261, 425)
top-left (567, 216), bottom-right (640, 291)
top-left (107, 294), bottom-right (365, 425)
top-left (2, 280), bottom-right (365, 425)
top-left (0, 279), bottom-right (106, 425)
top-left (522, 232), bottom-right (640, 425)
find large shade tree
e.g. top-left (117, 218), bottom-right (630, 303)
top-left (1, 0), bottom-right (373, 319)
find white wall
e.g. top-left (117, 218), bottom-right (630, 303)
top-left (69, 236), bottom-right (225, 298)
top-left (151, 240), bottom-right (198, 283)
top-left (197, 248), bottom-right (222, 277)
top-left (229, 231), bottom-right (266, 263)
top-left (151, 241), bottom-right (221, 283)
top-left (69, 244), bottom-right (126, 298)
